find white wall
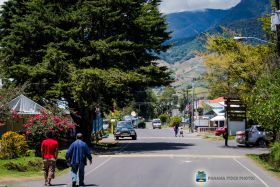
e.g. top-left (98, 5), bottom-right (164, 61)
top-left (228, 119), bottom-right (245, 135)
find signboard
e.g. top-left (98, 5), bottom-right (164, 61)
top-left (225, 97), bottom-right (246, 121)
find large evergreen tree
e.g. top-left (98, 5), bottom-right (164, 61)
top-left (0, 0), bottom-right (172, 140)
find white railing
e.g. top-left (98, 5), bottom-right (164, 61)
top-left (197, 127), bottom-right (217, 133)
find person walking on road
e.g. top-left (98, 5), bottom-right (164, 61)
top-left (41, 131), bottom-right (59, 186)
top-left (173, 124), bottom-right (179, 137)
top-left (223, 127), bottom-right (229, 146)
top-left (66, 133), bottom-right (92, 187)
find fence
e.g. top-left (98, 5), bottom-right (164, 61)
top-left (197, 127), bottom-right (217, 133)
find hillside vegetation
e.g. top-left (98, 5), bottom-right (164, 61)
top-left (160, 0), bottom-right (271, 64)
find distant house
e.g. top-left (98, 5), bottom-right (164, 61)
top-left (203, 97), bottom-right (225, 128)
top-left (9, 94), bottom-right (45, 115)
top-left (204, 97), bottom-right (246, 135)
top-left (0, 95), bottom-right (46, 135)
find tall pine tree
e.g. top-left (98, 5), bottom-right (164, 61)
top-left (0, 0), bottom-right (173, 140)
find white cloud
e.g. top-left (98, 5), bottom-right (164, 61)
top-left (0, 0), bottom-right (241, 14)
top-left (159, 0), bottom-right (241, 14)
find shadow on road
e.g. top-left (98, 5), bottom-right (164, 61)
top-left (81, 184), bottom-right (99, 186)
top-left (46, 184), bottom-right (67, 186)
top-left (217, 145), bottom-right (267, 149)
top-left (121, 142), bottom-right (195, 154)
top-left (93, 142), bottom-right (195, 155)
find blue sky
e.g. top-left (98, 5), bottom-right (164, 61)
top-left (0, 0), bottom-right (241, 14)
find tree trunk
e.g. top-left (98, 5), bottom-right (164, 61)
top-left (71, 109), bottom-right (94, 145)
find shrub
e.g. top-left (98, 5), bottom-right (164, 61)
top-left (159, 114), bottom-right (170, 124)
top-left (3, 158), bottom-right (42, 172)
top-left (0, 131), bottom-right (29, 159)
top-left (4, 162), bottom-right (28, 172)
top-left (138, 121), bottom-right (146, 128)
top-left (170, 116), bottom-right (182, 127)
top-left (270, 141), bottom-right (280, 168)
top-left (23, 110), bottom-right (75, 153)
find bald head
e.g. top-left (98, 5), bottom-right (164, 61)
top-left (76, 133), bottom-right (83, 140)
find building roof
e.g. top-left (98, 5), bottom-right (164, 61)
top-left (9, 94), bottom-right (45, 114)
top-left (209, 97), bottom-right (224, 104)
top-left (210, 115), bottom-right (226, 121)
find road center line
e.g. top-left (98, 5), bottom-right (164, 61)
top-left (98, 154), bottom-right (244, 159)
top-left (65, 157), bottom-right (112, 187)
top-left (85, 157), bottom-right (112, 177)
top-left (233, 158), bottom-right (270, 187)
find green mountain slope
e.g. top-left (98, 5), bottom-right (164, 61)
top-left (161, 0), bottom-right (271, 64)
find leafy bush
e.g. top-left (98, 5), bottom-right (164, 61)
top-left (138, 121), bottom-right (146, 128)
top-left (3, 158), bottom-right (42, 172)
top-left (159, 114), bottom-right (170, 124)
top-left (4, 162), bottom-right (28, 172)
top-left (270, 141), bottom-right (280, 168)
top-left (23, 110), bottom-right (75, 152)
top-left (170, 116), bottom-right (182, 127)
top-left (0, 131), bottom-right (29, 159)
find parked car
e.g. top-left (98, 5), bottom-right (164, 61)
top-left (215, 127), bottom-right (226, 136)
top-left (114, 121), bottom-right (137, 140)
top-left (123, 115), bottom-right (139, 128)
top-left (236, 125), bottom-right (268, 147)
top-left (152, 119), bottom-right (162, 129)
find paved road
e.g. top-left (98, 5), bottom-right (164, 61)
top-left (9, 128), bottom-right (280, 187)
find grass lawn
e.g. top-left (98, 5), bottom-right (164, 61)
top-left (0, 150), bottom-right (69, 180)
top-left (202, 133), bottom-right (235, 141)
top-left (247, 154), bottom-right (280, 179)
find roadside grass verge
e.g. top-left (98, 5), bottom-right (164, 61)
top-left (247, 154), bottom-right (280, 179)
top-left (161, 124), bottom-right (169, 128)
top-left (202, 134), bottom-right (235, 141)
top-left (0, 150), bottom-right (69, 179)
top-left (93, 141), bottom-right (118, 149)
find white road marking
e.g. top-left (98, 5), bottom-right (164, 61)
top-left (64, 157), bottom-right (113, 187)
top-left (183, 160), bottom-right (192, 163)
top-left (85, 157), bottom-right (112, 177)
top-left (233, 158), bottom-right (270, 187)
top-left (99, 154), bottom-right (244, 159)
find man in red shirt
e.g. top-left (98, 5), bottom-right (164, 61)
top-left (41, 131), bottom-right (58, 186)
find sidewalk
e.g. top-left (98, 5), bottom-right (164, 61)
top-left (99, 134), bottom-right (117, 144)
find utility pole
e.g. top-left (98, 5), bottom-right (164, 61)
top-left (275, 0), bottom-right (280, 55)
top-left (191, 78), bottom-right (195, 133)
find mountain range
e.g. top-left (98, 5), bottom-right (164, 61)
top-left (161, 0), bottom-right (271, 64)
top-left (158, 0), bottom-right (271, 93)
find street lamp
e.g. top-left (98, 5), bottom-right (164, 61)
top-left (233, 36), bottom-right (275, 45)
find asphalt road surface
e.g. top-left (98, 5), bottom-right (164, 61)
top-left (9, 128), bottom-right (280, 187)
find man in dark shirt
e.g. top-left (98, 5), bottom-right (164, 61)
top-left (66, 133), bottom-right (92, 187)
top-left (223, 128), bottom-right (229, 146)
top-left (41, 131), bottom-right (58, 186)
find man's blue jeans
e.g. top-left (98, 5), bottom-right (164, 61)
top-left (71, 164), bottom-right (85, 184)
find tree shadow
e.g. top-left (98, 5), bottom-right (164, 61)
top-left (221, 145), bottom-right (268, 149)
top-left (48, 184), bottom-right (67, 186)
top-left (80, 184), bottom-right (98, 186)
top-left (93, 142), bottom-right (195, 155)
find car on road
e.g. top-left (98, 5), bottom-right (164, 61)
top-left (152, 119), bottom-right (162, 129)
top-left (215, 127), bottom-right (226, 136)
top-left (236, 125), bottom-right (268, 147)
top-left (114, 121), bottom-right (137, 140)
